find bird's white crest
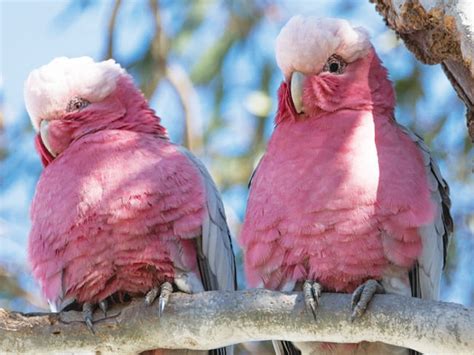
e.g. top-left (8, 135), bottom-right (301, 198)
top-left (276, 16), bottom-right (371, 79)
top-left (24, 57), bottom-right (125, 130)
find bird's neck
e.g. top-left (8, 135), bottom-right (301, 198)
top-left (113, 76), bottom-right (168, 138)
top-left (270, 109), bottom-right (378, 156)
top-left (367, 54), bottom-right (396, 117)
top-left (118, 105), bottom-right (168, 138)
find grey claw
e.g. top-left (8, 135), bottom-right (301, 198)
top-left (145, 287), bottom-right (160, 306)
top-left (350, 279), bottom-right (384, 322)
top-left (98, 299), bottom-right (108, 317)
top-left (85, 317), bottom-right (94, 334)
top-left (82, 303), bottom-right (95, 334)
top-left (312, 282), bottom-right (322, 303)
top-left (351, 284), bottom-right (362, 309)
top-left (304, 282), bottom-right (317, 319)
top-left (303, 280), bottom-right (322, 320)
top-left (158, 282), bottom-right (173, 317)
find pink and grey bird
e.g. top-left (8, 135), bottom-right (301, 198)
top-left (25, 57), bottom-right (236, 354)
top-left (240, 16), bottom-right (452, 354)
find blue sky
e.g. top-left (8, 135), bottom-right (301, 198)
top-left (3, 1), bottom-right (110, 123)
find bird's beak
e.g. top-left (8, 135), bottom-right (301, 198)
top-left (290, 71), bottom-right (306, 114)
top-left (39, 120), bottom-right (57, 158)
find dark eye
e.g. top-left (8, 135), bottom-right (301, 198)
top-left (323, 54), bottom-right (346, 74)
top-left (66, 97), bottom-right (90, 112)
top-left (329, 62), bottom-right (339, 73)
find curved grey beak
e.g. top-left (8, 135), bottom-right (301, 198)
top-left (290, 71), bottom-right (306, 114)
top-left (39, 120), bottom-right (57, 157)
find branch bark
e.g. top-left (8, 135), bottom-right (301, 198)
top-left (141, 0), bottom-right (168, 100)
top-left (371, 0), bottom-right (474, 139)
top-left (165, 64), bottom-right (204, 153)
top-left (1, 290), bottom-right (472, 354)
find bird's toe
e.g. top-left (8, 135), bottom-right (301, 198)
top-left (82, 302), bottom-right (96, 334)
top-left (303, 280), bottom-right (322, 320)
top-left (350, 279), bottom-right (384, 322)
top-left (144, 286), bottom-right (160, 306)
top-left (158, 282), bottom-right (173, 317)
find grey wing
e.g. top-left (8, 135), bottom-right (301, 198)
top-left (272, 341), bottom-right (301, 355)
top-left (249, 158), bottom-right (301, 355)
top-left (50, 296), bottom-right (75, 313)
top-left (178, 147), bottom-right (237, 292)
top-left (249, 157), bottom-right (302, 355)
top-left (48, 270), bottom-right (75, 312)
top-left (248, 156), bottom-right (263, 189)
top-left (398, 124), bottom-right (453, 300)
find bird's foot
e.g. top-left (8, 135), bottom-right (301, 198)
top-left (144, 281), bottom-right (174, 317)
top-left (81, 298), bottom-right (111, 333)
top-left (303, 280), bottom-right (322, 320)
top-left (350, 279), bottom-right (384, 322)
top-left (98, 299), bottom-right (108, 317)
top-left (82, 302), bottom-right (96, 334)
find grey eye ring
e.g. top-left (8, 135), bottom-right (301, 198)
top-left (323, 54), bottom-right (347, 74)
top-left (66, 97), bottom-right (90, 112)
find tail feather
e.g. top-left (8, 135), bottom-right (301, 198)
top-left (272, 341), bottom-right (301, 355)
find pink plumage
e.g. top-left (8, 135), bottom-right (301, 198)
top-left (242, 93), bottom-right (433, 292)
top-left (30, 129), bottom-right (204, 303)
top-left (25, 58), bottom-right (236, 355)
top-left (240, 16), bottom-right (451, 354)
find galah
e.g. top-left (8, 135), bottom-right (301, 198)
top-left (240, 16), bottom-right (452, 354)
top-left (25, 57), bottom-right (236, 353)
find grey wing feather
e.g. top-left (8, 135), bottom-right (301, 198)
top-left (272, 341), bottom-right (301, 355)
top-left (252, 159), bottom-right (302, 355)
top-left (178, 147), bottom-right (237, 292)
top-left (248, 157), bottom-right (263, 189)
top-left (50, 297), bottom-right (75, 312)
top-left (49, 269), bottom-right (75, 312)
top-left (250, 160), bottom-right (300, 355)
top-left (398, 124), bottom-right (453, 300)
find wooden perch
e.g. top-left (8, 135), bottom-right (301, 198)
top-left (1, 290), bottom-right (473, 354)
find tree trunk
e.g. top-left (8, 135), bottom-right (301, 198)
top-left (371, 0), bottom-right (474, 139)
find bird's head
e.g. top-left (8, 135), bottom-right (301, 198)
top-left (24, 57), bottom-right (167, 166)
top-left (275, 16), bottom-right (395, 123)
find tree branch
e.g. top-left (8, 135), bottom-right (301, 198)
top-left (370, 0), bottom-right (474, 139)
top-left (141, 0), bottom-right (167, 100)
top-left (0, 267), bottom-right (46, 309)
top-left (1, 290), bottom-right (472, 354)
top-left (165, 64), bottom-right (204, 153)
top-left (105, 0), bottom-right (122, 59)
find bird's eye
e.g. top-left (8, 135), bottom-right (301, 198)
top-left (329, 62), bottom-right (339, 72)
top-left (323, 55), bottom-right (346, 74)
top-left (66, 97), bottom-right (90, 112)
